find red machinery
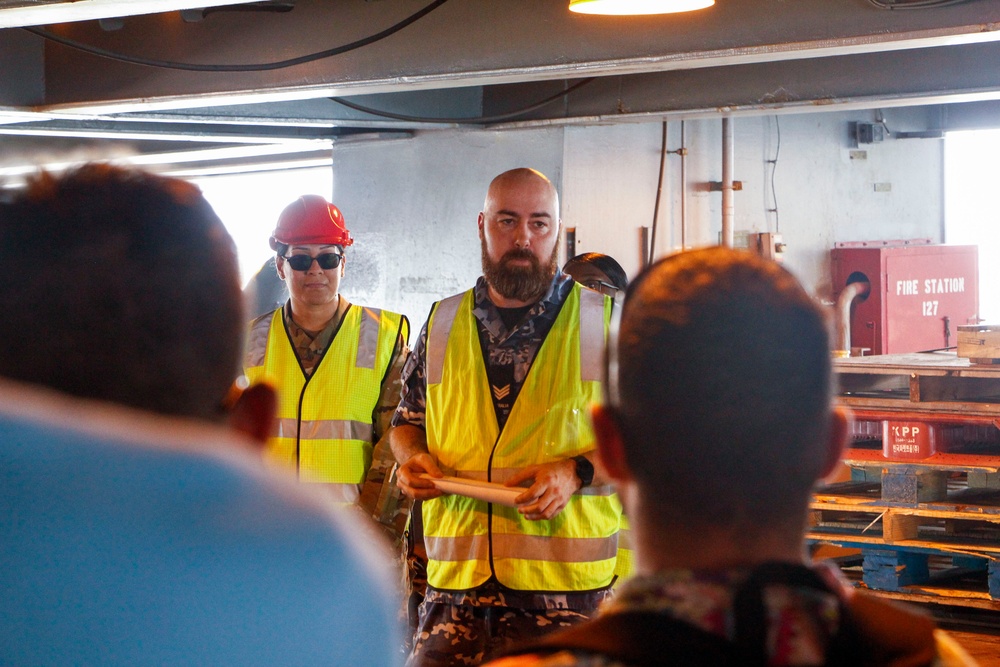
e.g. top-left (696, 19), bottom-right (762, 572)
top-left (831, 241), bottom-right (979, 356)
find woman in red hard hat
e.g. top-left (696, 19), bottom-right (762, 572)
top-left (243, 195), bottom-right (410, 539)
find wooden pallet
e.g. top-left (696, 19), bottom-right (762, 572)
top-left (819, 553), bottom-right (1000, 612)
top-left (835, 353), bottom-right (1000, 466)
top-left (810, 499), bottom-right (1000, 553)
top-left (809, 470), bottom-right (1000, 603)
top-left (958, 325), bottom-right (1000, 366)
top-left (835, 352), bottom-right (1000, 417)
top-left (813, 355), bottom-right (1000, 609)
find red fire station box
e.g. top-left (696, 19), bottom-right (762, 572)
top-left (831, 242), bottom-right (979, 355)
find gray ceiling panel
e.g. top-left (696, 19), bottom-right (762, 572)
top-left (1, 0), bottom-right (999, 147)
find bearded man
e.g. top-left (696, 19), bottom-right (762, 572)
top-left (391, 168), bottom-right (622, 667)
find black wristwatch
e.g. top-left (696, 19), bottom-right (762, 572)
top-left (571, 455), bottom-right (595, 488)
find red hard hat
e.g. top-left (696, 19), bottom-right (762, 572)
top-left (269, 195), bottom-right (354, 250)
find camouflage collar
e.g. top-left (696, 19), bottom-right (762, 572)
top-left (472, 272), bottom-right (573, 341)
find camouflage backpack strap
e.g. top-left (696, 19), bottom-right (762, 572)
top-left (731, 561), bottom-right (938, 667)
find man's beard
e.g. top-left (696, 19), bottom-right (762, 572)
top-left (481, 240), bottom-right (559, 303)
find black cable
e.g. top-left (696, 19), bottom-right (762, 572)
top-left (875, 109), bottom-right (893, 137)
top-left (22, 0), bottom-right (449, 72)
top-left (330, 78), bottom-right (597, 124)
top-left (866, 0), bottom-right (971, 8)
top-left (648, 120), bottom-right (667, 266)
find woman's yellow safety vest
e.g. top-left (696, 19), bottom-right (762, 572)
top-left (422, 284), bottom-right (622, 592)
top-left (244, 305), bottom-right (407, 504)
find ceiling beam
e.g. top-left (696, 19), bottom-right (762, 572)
top-left (11, 0), bottom-right (999, 112)
top-left (0, 117), bottom-right (395, 142)
top-left (486, 41), bottom-right (1000, 127)
top-left (0, 0), bottom-right (255, 29)
top-left (5, 38), bottom-right (1000, 143)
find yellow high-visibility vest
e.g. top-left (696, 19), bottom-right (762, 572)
top-left (423, 284), bottom-right (621, 592)
top-left (244, 304), bottom-right (407, 505)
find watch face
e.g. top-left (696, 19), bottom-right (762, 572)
top-left (574, 455), bottom-right (595, 487)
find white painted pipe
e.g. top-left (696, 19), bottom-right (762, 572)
top-left (721, 117), bottom-right (734, 248)
top-left (835, 281), bottom-right (871, 356)
top-left (680, 120), bottom-right (687, 250)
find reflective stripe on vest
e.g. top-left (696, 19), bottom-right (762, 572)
top-left (243, 305), bottom-right (406, 499)
top-left (424, 533), bottom-right (617, 564)
top-left (613, 514), bottom-right (634, 585)
top-left (423, 284), bottom-right (621, 592)
top-left (274, 417), bottom-right (373, 442)
top-left (356, 306), bottom-right (382, 370)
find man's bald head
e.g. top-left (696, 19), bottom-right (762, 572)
top-left (483, 168), bottom-right (560, 220)
top-left (478, 168), bottom-right (562, 305)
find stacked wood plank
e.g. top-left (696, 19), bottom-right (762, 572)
top-left (958, 325), bottom-right (1000, 366)
top-left (809, 353), bottom-right (1000, 611)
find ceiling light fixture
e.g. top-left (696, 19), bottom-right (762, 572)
top-left (569, 0), bottom-right (714, 15)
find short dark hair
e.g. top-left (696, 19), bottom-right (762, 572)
top-left (611, 247), bottom-right (833, 529)
top-left (563, 253), bottom-right (629, 292)
top-left (0, 163), bottom-right (243, 421)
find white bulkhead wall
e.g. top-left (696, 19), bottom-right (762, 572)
top-left (332, 109), bottom-right (943, 328)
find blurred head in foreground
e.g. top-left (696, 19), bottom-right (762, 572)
top-left (593, 246), bottom-right (846, 567)
top-left (0, 163), bottom-right (244, 422)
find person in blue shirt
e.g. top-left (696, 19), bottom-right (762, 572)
top-left (0, 164), bottom-right (403, 666)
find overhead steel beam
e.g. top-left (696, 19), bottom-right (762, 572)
top-left (0, 0), bottom-right (255, 29)
top-left (6, 39), bottom-right (1000, 142)
top-left (0, 141), bottom-right (330, 176)
top-left (13, 0), bottom-right (1000, 112)
top-left (2, 0), bottom-right (1000, 144)
top-left (0, 26), bottom-right (42, 106)
top-left (0, 117), bottom-right (397, 142)
top-left (102, 89), bottom-right (484, 130)
top-left (485, 41), bottom-right (1000, 127)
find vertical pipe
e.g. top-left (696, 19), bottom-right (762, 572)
top-left (680, 120), bottom-right (687, 251)
top-left (835, 281), bottom-right (871, 356)
top-left (648, 120), bottom-right (668, 266)
top-left (721, 116), bottom-right (735, 248)
top-left (639, 226), bottom-right (649, 271)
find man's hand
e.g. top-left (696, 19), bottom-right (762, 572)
top-left (395, 452), bottom-right (445, 501)
top-left (504, 459), bottom-right (581, 521)
top-left (390, 423), bottom-right (444, 500)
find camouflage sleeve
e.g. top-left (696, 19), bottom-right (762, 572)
top-left (391, 319), bottom-right (428, 429)
top-left (358, 324), bottom-right (414, 545)
top-left (373, 329), bottom-right (410, 441)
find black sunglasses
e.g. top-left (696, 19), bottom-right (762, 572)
top-left (283, 253), bottom-right (343, 271)
top-left (583, 279), bottom-right (619, 296)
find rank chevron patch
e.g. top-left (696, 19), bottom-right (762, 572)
top-left (492, 384), bottom-right (511, 400)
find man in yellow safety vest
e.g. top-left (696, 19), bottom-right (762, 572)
top-left (391, 168), bottom-right (622, 667)
top-left (244, 195), bottom-right (409, 533)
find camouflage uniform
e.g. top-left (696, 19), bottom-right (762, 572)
top-left (392, 274), bottom-right (612, 667)
top-left (485, 563), bottom-right (977, 667)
